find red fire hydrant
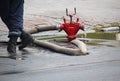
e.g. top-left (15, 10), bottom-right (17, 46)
top-left (57, 8), bottom-right (85, 42)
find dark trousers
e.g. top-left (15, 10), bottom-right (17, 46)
top-left (0, 0), bottom-right (24, 37)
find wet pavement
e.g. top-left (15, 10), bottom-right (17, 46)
top-left (25, 0), bottom-right (120, 25)
top-left (0, 39), bottom-right (120, 81)
top-left (0, 0), bottom-right (120, 81)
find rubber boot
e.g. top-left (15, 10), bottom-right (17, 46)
top-left (19, 31), bottom-right (33, 50)
top-left (7, 36), bottom-right (18, 59)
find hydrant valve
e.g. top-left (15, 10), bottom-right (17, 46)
top-left (58, 8), bottom-right (84, 42)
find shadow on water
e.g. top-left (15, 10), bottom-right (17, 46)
top-left (0, 56), bottom-right (9, 58)
top-left (0, 43), bottom-right (30, 60)
top-left (0, 71), bottom-right (25, 75)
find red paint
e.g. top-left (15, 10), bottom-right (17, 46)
top-left (59, 8), bottom-right (84, 42)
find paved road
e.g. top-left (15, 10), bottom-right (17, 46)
top-left (0, 39), bottom-right (120, 81)
top-left (25, 0), bottom-right (120, 24)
